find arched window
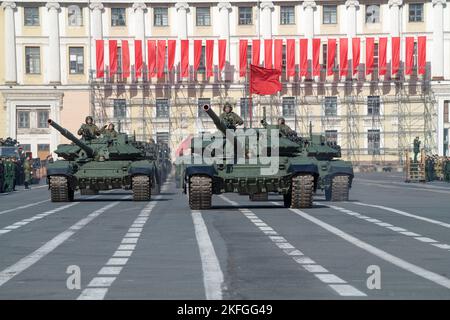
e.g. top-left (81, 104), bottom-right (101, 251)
top-left (68, 5), bottom-right (82, 26)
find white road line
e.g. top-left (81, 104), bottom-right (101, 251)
top-left (191, 210), bottom-right (224, 300)
top-left (290, 208), bottom-right (450, 289)
top-left (77, 288), bottom-right (109, 300)
top-left (0, 201), bottom-right (121, 287)
top-left (0, 199), bottom-right (50, 216)
top-left (357, 181), bottom-right (450, 195)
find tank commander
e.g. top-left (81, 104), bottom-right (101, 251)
top-left (219, 102), bottom-right (244, 130)
top-left (101, 123), bottom-right (118, 139)
top-left (413, 136), bottom-right (421, 163)
top-left (77, 116), bottom-right (101, 141)
top-left (277, 117), bottom-right (295, 136)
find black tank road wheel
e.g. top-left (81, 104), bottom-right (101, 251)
top-left (249, 193), bottom-right (269, 201)
top-left (50, 176), bottom-right (74, 202)
top-left (291, 174), bottom-right (314, 208)
top-left (132, 175), bottom-right (151, 201)
top-left (189, 175), bottom-right (212, 210)
top-left (330, 175), bottom-right (350, 201)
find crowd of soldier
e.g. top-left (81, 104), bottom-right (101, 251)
top-left (425, 154), bottom-right (450, 182)
top-left (0, 138), bottom-right (33, 193)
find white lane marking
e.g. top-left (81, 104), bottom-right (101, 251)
top-left (415, 237), bottom-right (438, 243)
top-left (106, 258), bottom-right (128, 266)
top-left (0, 199), bottom-right (50, 216)
top-left (121, 238), bottom-right (138, 244)
top-left (354, 202), bottom-right (450, 229)
top-left (191, 210), bottom-right (224, 300)
top-left (77, 288), bottom-right (108, 300)
top-left (98, 267), bottom-right (123, 275)
top-left (357, 181), bottom-right (450, 195)
top-left (330, 284), bottom-right (369, 296)
top-left (88, 277), bottom-right (116, 287)
top-left (290, 208), bottom-right (450, 289)
top-left (303, 265), bottom-right (329, 273)
top-left (0, 201), bottom-right (121, 287)
top-left (315, 274), bottom-right (346, 284)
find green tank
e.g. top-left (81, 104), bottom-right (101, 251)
top-left (181, 104), bottom-right (320, 209)
top-left (47, 119), bottom-right (157, 202)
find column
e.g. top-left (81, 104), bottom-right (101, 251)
top-left (1, 1), bottom-right (17, 83)
top-left (432, 0), bottom-right (446, 79)
top-left (133, 2), bottom-right (146, 42)
top-left (175, 2), bottom-right (189, 39)
top-left (260, 1), bottom-right (274, 39)
top-left (345, 0), bottom-right (359, 38)
top-left (89, 2), bottom-right (104, 76)
top-left (388, 0), bottom-right (402, 37)
top-left (303, 0), bottom-right (316, 77)
top-left (46, 2), bottom-right (61, 83)
top-left (217, 2), bottom-right (231, 60)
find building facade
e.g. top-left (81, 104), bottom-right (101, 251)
top-left (1, 0), bottom-right (450, 163)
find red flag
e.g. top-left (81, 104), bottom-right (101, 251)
top-left (122, 40), bottom-right (130, 78)
top-left (339, 38), bottom-right (348, 77)
top-left (352, 37), bottom-right (360, 75)
top-left (147, 40), bottom-right (156, 77)
top-left (274, 39), bottom-right (283, 72)
top-left (218, 39), bottom-right (226, 71)
top-left (239, 39), bottom-right (248, 77)
top-left (157, 40), bottom-right (165, 78)
top-left (250, 64), bottom-right (281, 95)
top-left (418, 36), bottom-right (426, 75)
top-left (181, 39), bottom-right (189, 77)
top-left (206, 40), bottom-right (214, 78)
top-left (378, 37), bottom-right (387, 76)
top-left (405, 37), bottom-right (415, 75)
top-left (96, 40), bottom-right (104, 78)
top-left (312, 38), bottom-right (320, 76)
top-left (168, 40), bottom-right (176, 71)
top-left (109, 40), bottom-right (118, 77)
top-left (366, 37), bottom-right (374, 75)
top-left (286, 39), bottom-right (295, 77)
top-left (252, 39), bottom-right (260, 66)
top-left (264, 39), bottom-right (272, 69)
top-left (194, 40), bottom-right (202, 72)
top-left (134, 40), bottom-right (143, 78)
top-left (327, 39), bottom-right (336, 76)
top-left (391, 37), bottom-right (400, 75)
top-left (299, 39), bottom-right (308, 77)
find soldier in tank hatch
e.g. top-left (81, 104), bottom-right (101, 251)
top-left (78, 116), bottom-right (101, 141)
top-left (219, 102), bottom-right (244, 130)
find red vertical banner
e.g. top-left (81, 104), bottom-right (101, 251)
top-left (147, 40), bottom-right (156, 77)
top-left (168, 40), bottom-right (176, 71)
top-left (378, 37), bottom-right (387, 76)
top-left (96, 40), bottom-right (104, 78)
top-left (157, 40), bottom-right (166, 78)
top-left (274, 39), bottom-right (283, 72)
top-left (109, 40), bottom-right (118, 77)
top-left (339, 38), bottom-right (348, 77)
top-left (312, 38), bottom-right (320, 76)
top-left (418, 36), bottom-right (426, 75)
top-left (264, 39), bottom-right (273, 69)
top-left (180, 39), bottom-right (189, 77)
top-left (239, 39), bottom-right (248, 77)
top-left (405, 36), bottom-right (415, 75)
top-left (327, 39), bottom-right (336, 76)
top-left (218, 39), bottom-right (226, 71)
top-left (206, 40), bottom-right (214, 78)
top-left (252, 39), bottom-right (260, 66)
top-left (194, 40), bottom-right (202, 72)
top-left (299, 39), bottom-right (308, 77)
top-left (365, 37), bottom-right (374, 75)
top-left (134, 40), bottom-right (143, 78)
top-left (121, 40), bottom-right (130, 78)
top-left (286, 39), bottom-right (295, 77)
top-left (392, 37), bottom-right (400, 75)
top-left (352, 37), bottom-right (360, 75)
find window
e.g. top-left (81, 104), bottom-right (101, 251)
top-left (367, 96), bottom-right (380, 116)
top-left (239, 7), bottom-right (252, 25)
top-left (69, 47), bottom-right (84, 74)
top-left (280, 6), bottom-right (295, 25)
top-left (154, 7), bottom-right (168, 26)
top-left (444, 101), bottom-right (449, 123)
top-left (196, 7), bottom-right (211, 26)
top-left (24, 7), bottom-right (39, 26)
top-left (409, 3), bottom-right (424, 22)
top-left (247, 44), bottom-right (252, 70)
top-left (156, 132), bottom-right (169, 144)
top-left (413, 42), bottom-right (418, 69)
top-left (25, 47), bottom-right (40, 74)
top-left (113, 99), bottom-right (127, 118)
top-left (17, 111), bottom-right (30, 129)
top-left (156, 99), bottom-right (170, 118)
top-left (111, 8), bottom-right (126, 26)
top-left (38, 144), bottom-right (50, 152)
top-left (117, 47), bottom-right (123, 74)
top-left (68, 5), bottom-right (83, 26)
top-left (368, 129), bottom-right (380, 155)
top-left (365, 4), bottom-right (380, 23)
top-left (374, 43), bottom-right (379, 69)
top-left (323, 5), bottom-right (337, 24)
top-left (240, 98), bottom-right (252, 118)
top-left (324, 97), bottom-right (337, 116)
top-left (198, 98), bottom-right (211, 118)
top-left (37, 110), bottom-right (49, 128)
top-left (325, 130), bottom-right (338, 144)
top-left (198, 46), bottom-right (206, 73)
top-left (322, 44), bottom-right (328, 69)
top-left (282, 97), bottom-right (295, 118)
top-left (282, 45), bottom-right (287, 75)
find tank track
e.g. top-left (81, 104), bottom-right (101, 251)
top-left (291, 174), bottom-right (314, 208)
top-left (249, 193), bottom-right (268, 201)
top-left (189, 175), bottom-right (212, 210)
top-left (50, 176), bottom-right (74, 202)
top-left (132, 175), bottom-right (151, 201)
top-left (330, 175), bottom-right (349, 201)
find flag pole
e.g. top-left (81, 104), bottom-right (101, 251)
top-left (248, 64), bottom-right (252, 128)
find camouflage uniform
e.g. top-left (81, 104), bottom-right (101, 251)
top-left (219, 104), bottom-right (244, 130)
top-left (100, 124), bottom-right (118, 139)
top-left (413, 137), bottom-right (421, 163)
top-left (78, 116), bottom-right (101, 140)
top-left (23, 158), bottom-right (32, 189)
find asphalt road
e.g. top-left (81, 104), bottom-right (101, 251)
top-left (0, 172), bottom-right (450, 299)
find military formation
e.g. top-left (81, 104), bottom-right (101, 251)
top-left (425, 154), bottom-right (450, 182)
top-left (0, 137), bottom-right (33, 193)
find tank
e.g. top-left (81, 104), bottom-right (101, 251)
top-left (181, 104), bottom-right (320, 209)
top-left (47, 119), bottom-right (157, 202)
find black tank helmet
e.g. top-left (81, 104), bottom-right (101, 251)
top-left (223, 102), bottom-right (233, 112)
top-left (85, 116), bottom-right (94, 124)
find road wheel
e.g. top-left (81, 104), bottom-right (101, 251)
top-left (291, 174), bottom-right (314, 208)
top-left (189, 175), bottom-right (212, 210)
top-left (50, 176), bottom-right (74, 202)
top-left (330, 175), bottom-right (349, 201)
top-left (132, 175), bottom-right (151, 201)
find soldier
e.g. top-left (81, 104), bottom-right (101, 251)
top-left (413, 136), bottom-right (421, 163)
top-left (77, 116), bottom-right (101, 141)
top-left (277, 117), bottom-right (295, 136)
top-left (101, 123), bottom-right (118, 139)
top-left (219, 102), bottom-right (244, 130)
top-left (23, 156), bottom-right (32, 190)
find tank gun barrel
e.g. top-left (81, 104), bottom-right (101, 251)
top-left (203, 104), bottom-right (228, 135)
top-left (48, 119), bottom-right (95, 158)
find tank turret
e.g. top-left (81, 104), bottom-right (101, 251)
top-left (202, 104), bottom-right (228, 135)
top-left (48, 119), bottom-right (95, 158)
